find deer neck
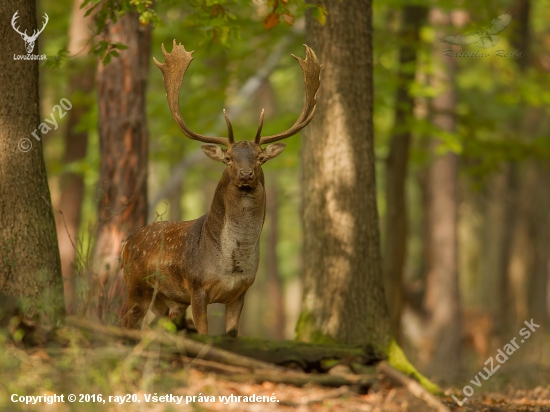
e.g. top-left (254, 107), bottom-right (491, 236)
top-left (205, 169), bottom-right (266, 252)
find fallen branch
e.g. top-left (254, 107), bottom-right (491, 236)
top-left (216, 371), bottom-right (376, 389)
top-left (65, 317), bottom-right (285, 373)
top-left (186, 334), bottom-right (383, 371)
top-left (377, 362), bottom-right (451, 412)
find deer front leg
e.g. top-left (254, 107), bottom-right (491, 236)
top-left (190, 289), bottom-right (209, 335)
top-left (225, 295), bottom-right (245, 337)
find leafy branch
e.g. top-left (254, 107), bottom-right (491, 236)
top-left (80, 0), bottom-right (160, 64)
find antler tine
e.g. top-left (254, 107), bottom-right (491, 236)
top-left (223, 109), bottom-right (234, 144)
top-left (154, 40), bottom-right (230, 147)
top-left (253, 109), bottom-right (265, 144)
top-left (11, 11), bottom-right (27, 37)
top-left (258, 45), bottom-right (321, 146)
top-left (34, 13), bottom-right (49, 38)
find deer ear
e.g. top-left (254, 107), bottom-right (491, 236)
top-left (201, 145), bottom-right (226, 162)
top-left (263, 143), bottom-right (286, 162)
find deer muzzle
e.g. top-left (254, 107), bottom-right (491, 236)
top-left (238, 169), bottom-right (255, 186)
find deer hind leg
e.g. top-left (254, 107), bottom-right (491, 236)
top-left (124, 299), bottom-right (150, 329)
top-left (225, 295), bottom-right (245, 337)
top-left (190, 289), bottom-right (209, 335)
top-left (123, 279), bottom-right (150, 328)
top-left (168, 303), bottom-right (193, 331)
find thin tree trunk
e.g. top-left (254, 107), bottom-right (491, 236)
top-left (55, 0), bottom-right (94, 315)
top-left (383, 5), bottom-right (428, 342)
top-left (0, 1), bottom-right (63, 320)
top-left (527, 163), bottom-right (550, 326)
top-left (92, 12), bottom-right (151, 322)
top-left (168, 162), bottom-right (183, 222)
top-left (266, 178), bottom-right (286, 339)
top-left (297, 0), bottom-right (391, 348)
top-left (502, 0), bottom-right (535, 333)
top-left (423, 9), bottom-right (461, 378)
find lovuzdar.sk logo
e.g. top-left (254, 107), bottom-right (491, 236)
top-left (11, 10), bottom-right (48, 61)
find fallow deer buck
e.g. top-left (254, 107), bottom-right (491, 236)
top-left (122, 41), bottom-right (321, 335)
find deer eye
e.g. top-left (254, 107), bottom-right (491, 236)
top-left (258, 155), bottom-right (266, 163)
top-left (224, 156), bottom-right (231, 163)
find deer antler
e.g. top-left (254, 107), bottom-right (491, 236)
top-left (154, 40), bottom-right (233, 146)
top-left (255, 45), bottom-right (321, 145)
top-left (11, 11), bottom-right (28, 38)
top-left (30, 13), bottom-right (49, 40)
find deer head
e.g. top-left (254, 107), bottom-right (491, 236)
top-left (153, 40), bottom-right (321, 189)
top-left (12, 11), bottom-right (49, 54)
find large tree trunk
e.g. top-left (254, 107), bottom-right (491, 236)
top-left (0, 1), bottom-right (63, 320)
top-left (55, 0), bottom-right (94, 315)
top-left (92, 13), bottom-right (151, 322)
top-left (422, 9), bottom-right (462, 378)
top-left (383, 5), bottom-right (428, 342)
top-left (297, 0), bottom-right (391, 348)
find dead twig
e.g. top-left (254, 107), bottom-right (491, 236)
top-left (377, 362), bottom-right (450, 412)
top-left (278, 386), bottom-right (351, 406)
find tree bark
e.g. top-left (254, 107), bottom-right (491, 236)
top-left (92, 12), bottom-right (151, 322)
top-left (422, 9), bottom-right (462, 378)
top-left (383, 5), bottom-right (428, 342)
top-left (297, 0), bottom-right (391, 348)
top-left (266, 178), bottom-right (286, 339)
top-left (55, 0), bottom-right (94, 315)
top-left (0, 0), bottom-right (63, 320)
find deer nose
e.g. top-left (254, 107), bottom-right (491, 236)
top-left (239, 169), bottom-right (254, 180)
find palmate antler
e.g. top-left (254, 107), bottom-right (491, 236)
top-left (255, 45), bottom-right (321, 145)
top-left (154, 41), bottom-right (233, 146)
top-left (154, 40), bottom-right (321, 147)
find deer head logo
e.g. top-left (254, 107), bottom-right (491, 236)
top-left (11, 10), bottom-right (49, 54)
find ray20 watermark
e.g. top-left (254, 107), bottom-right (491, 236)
top-left (18, 98), bottom-right (72, 153)
top-left (452, 318), bottom-right (540, 406)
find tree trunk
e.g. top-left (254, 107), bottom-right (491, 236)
top-left (92, 13), bottom-right (151, 322)
top-left (0, 1), bottom-right (63, 320)
top-left (503, 0), bottom-right (538, 333)
top-left (55, 0), bottom-right (94, 315)
top-left (422, 9), bottom-right (462, 378)
top-left (297, 0), bottom-right (391, 348)
top-left (168, 162), bottom-right (183, 222)
top-left (383, 5), bottom-right (428, 342)
top-left (266, 178), bottom-right (286, 339)
top-left (527, 163), bottom-right (550, 327)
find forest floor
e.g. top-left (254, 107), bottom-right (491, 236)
top-left (1, 319), bottom-right (549, 412)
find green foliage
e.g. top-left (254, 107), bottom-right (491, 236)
top-left (80, 0), bottom-right (159, 64)
top-left (373, 1), bottom-right (550, 178)
top-left (42, 48), bottom-right (69, 69)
